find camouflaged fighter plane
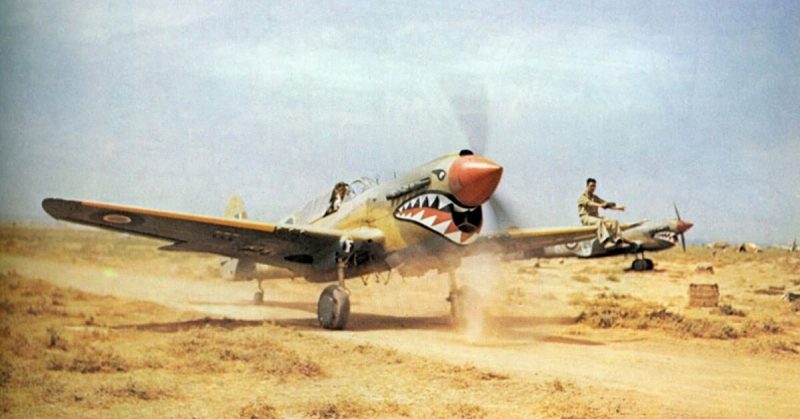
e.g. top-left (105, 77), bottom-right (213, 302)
top-left (42, 149), bottom-right (638, 330)
top-left (510, 205), bottom-right (694, 271)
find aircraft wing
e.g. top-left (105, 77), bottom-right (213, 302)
top-left (467, 222), bottom-right (646, 256)
top-left (42, 198), bottom-right (384, 272)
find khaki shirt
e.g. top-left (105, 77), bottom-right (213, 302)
top-left (578, 191), bottom-right (606, 219)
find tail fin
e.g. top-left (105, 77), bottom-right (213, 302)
top-left (224, 195), bottom-right (248, 220)
top-left (220, 195), bottom-right (255, 281)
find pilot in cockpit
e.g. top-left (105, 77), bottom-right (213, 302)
top-left (324, 182), bottom-right (350, 216)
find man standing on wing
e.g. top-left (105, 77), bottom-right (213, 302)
top-left (578, 178), bottom-right (626, 247)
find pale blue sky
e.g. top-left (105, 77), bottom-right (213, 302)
top-left (1, 1), bottom-right (798, 244)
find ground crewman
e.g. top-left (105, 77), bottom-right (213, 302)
top-left (578, 178), bottom-right (626, 247)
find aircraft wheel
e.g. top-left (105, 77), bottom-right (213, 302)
top-left (631, 259), bottom-right (647, 272)
top-left (253, 291), bottom-right (264, 305)
top-left (317, 285), bottom-right (350, 330)
top-left (643, 259), bottom-right (654, 271)
top-left (448, 285), bottom-right (481, 326)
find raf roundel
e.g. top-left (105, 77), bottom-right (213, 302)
top-left (102, 214), bottom-right (133, 224)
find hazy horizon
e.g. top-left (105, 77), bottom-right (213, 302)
top-left (1, 1), bottom-right (798, 244)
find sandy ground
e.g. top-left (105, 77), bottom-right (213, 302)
top-left (1, 225), bottom-right (799, 418)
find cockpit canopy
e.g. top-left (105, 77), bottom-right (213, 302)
top-left (281, 177), bottom-right (378, 225)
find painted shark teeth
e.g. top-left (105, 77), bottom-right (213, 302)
top-left (397, 193), bottom-right (468, 213)
top-left (394, 192), bottom-right (480, 245)
top-left (654, 231), bottom-right (677, 243)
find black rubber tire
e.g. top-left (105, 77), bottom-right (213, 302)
top-left (253, 291), bottom-right (264, 305)
top-left (631, 259), bottom-right (647, 271)
top-left (317, 285), bottom-right (350, 330)
top-left (644, 259), bottom-right (654, 271)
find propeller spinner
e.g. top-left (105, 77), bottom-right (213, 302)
top-left (448, 154), bottom-right (503, 207)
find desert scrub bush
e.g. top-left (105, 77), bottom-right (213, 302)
top-left (742, 319), bottom-right (782, 335)
top-left (97, 379), bottom-right (170, 401)
top-left (308, 398), bottom-right (411, 419)
top-left (239, 400), bottom-right (279, 419)
top-left (768, 339), bottom-right (799, 355)
top-left (716, 304), bottom-right (746, 317)
top-left (749, 338), bottom-right (800, 356)
top-left (250, 349), bottom-right (323, 379)
top-left (46, 346), bottom-right (128, 373)
top-left (576, 293), bottom-right (780, 340)
top-left (168, 328), bottom-right (324, 379)
top-left (547, 378), bottom-right (568, 393)
top-left (439, 403), bottom-right (487, 419)
top-left (572, 274), bottom-right (591, 283)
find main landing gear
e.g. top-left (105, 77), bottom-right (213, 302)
top-left (446, 271), bottom-right (480, 327)
top-left (317, 258), bottom-right (351, 330)
top-left (631, 254), bottom-right (654, 271)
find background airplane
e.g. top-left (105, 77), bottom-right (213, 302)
top-left (510, 208), bottom-right (694, 271)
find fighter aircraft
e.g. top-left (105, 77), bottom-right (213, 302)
top-left (509, 206), bottom-right (694, 271)
top-left (42, 149), bottom-right (643, 330)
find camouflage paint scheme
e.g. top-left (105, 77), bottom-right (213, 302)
top-left (520, 219), bottom-right (690, 260)
top-left (42, 151), bottom-right (616, 283)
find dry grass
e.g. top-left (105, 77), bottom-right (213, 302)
top-left (0, 269), bottom-right (629, 418)
top-left (575, 292), bottom-right (791, 341)
top-left (3, 225), bottom-right (799, 417)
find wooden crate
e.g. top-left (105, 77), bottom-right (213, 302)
top-left (689, 283), bottom-right (719, 307)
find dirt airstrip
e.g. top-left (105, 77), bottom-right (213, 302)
top-left (1, 225), bottom-right (799, 418)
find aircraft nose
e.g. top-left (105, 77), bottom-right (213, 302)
top-left (448, 155), bottom-right (503, 206)
top-left (676, 220), bottom-right (693, 233)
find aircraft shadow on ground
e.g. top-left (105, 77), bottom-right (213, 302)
top-left (188, 298), bottom-right (593, 336)
top-left (112, 317), bottom-right (265, 332)
top-left (188, 299), bottom-right (318, 312)
top-left (112, 307), bottom-right (604, 346)
top-left (622, 268), bottom-right (669, 273)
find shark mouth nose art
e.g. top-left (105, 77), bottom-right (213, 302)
top-left (394, 192), bottom-right (482, 245)
top-left (654, 231), bottom-right (678, 243)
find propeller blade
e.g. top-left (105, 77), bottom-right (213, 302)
top-left (441, 75), bottom-right (489, 155)
top-left (481, 190), bottom-right (517, 234)
top-left (673, 203), bottom-right (690, 252)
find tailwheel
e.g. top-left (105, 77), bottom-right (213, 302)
top-left (317, 284), bottom-right (350, 330)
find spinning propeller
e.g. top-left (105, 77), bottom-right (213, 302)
top-left (673, 203), bottom-right (693, 252)
top-left (443, 75), bottom-right (516, 233)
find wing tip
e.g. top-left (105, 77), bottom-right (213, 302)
top-left (41, 198), bottom-right (77, 220)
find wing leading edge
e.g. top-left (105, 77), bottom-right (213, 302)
top-left (42, 198), bottom-right (384, 273)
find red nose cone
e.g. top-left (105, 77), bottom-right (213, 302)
top-left (448, 155), bottom-right (503, 206)
top-left (676, 220), bottom-right (693, 233)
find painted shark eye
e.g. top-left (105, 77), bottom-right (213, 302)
top-left (432, 169), bottom-right (446, 181)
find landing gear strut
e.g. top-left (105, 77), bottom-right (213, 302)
top-left (317, 258), bottom-right (350, 330)
top-left (446, 271), bottom-right (479, 327)
top-left (253, 278), bottom-right (264, 305)
top-left (631, 254), bottom-right (654, 271)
